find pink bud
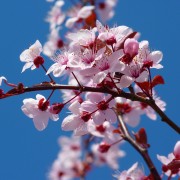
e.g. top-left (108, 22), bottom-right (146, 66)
top-left (124, 38), bottom-right (139, 58)
top-left (173, 141), bottom-right (180, 159)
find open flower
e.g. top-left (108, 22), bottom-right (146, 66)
top-left (66, 5), bottom-right (94, 28)
top-left (20, 40), bottom-right (43, 72)
top-left (157, 141), bottom-right (180, 178)
top-left (21, 94), bottom-right (59, 131)
top-left (114, 162), bottom-right (146, 180)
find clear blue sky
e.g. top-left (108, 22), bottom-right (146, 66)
top-left (0, 0), bottom-right (179, 179)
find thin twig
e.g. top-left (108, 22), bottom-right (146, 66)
top-left (117, 114), bottom-right (161, 180)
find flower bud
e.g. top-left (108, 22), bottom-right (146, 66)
top-left (50, 103), bottom-right (64, 114)
top-left (124, 38), bottom-right (139, 58)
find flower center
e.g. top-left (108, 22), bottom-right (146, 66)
top-left (116, 103), bottom-right (132, 114)
top-left (38, 98), bottom-right (49, 111)
top-left (81, 111), bottom-right (91, 122)
top-left (97, 100), bottom-right (109, 110)
top-left (33, 56), bottom-right (44, 68)
top-left (96, 125), bottom-right (106, 133)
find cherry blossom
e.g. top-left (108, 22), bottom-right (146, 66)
top-left (43, 27), bottom-right (63, 57)
top-left (93, 50), bottom-right (125, 84)
top-left (114, 162), bottom-right (146, 180)
top-left (58, 136), bottom-right (81, 158)
top-left (96, 20), bottom-right (133, 47)
top-left (20, 40), bottom-right (43, 72)
top-left (65, 5), bottom-right (95, 28)
top-left (135, 85), bottom-right (166, 120)
top-left (46, 50), bottom-right (73, 77)
top-left (61, 100), bottom-right (92, 136)
top-left (157, 141), bottom-right (180, 178)
top-left (115, 97), bottom-right (143, 127)
top-left (91, 142), bottom-right (125, 169)
top-left (66, 28), bottom-right (96, 48)
top-left (82, 92), bottom-right (117, 125)
top-left (21, 94), bottom-right (59, 131)
top-left (49, 136), bottom-right (84, 180)
top-left (97, 0), bottom-right (117, 23)
top-left (46, 0), bottom-right (65, 29)
top-left (137, 40), bottom-right (163, 69)
top-left (124, 38), bottom-right (139, 59)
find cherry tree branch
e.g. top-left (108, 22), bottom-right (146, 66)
top-left (1, 83), bottom-right (179, 134)
top-left (117, 114), bottom-right (161, 180)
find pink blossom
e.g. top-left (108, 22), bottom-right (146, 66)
top-left (20, 40), bottom-right (43, 72)
top-left (157, 141), bottom-right (180, 178)
top-left (97, 0), bottom-right (117, 23)
top-left (66, 28), bottom-right (96, 48)
top-left (96, 20), bottom-right (133, 46)
top-left (124, 38), bottom-right (139, 58)
top-left (61, 100), bottom-right (92, 136)
top-left (49, 136), bottom-right (83, 180)
top-left (46, 0), bottom-right (65, 29)
top-left (91, 143), bottom-right (125, 169)
top-left (66, 5), bottom-right (94, 28)
top-left (43, 27), bottom-right (63, 57)
top-left (46, 50), bottom-right (73, 77)
top-left (88, 121), bottom-right (116, 138)
top-left (138, 40), bottom-right (163, 69)
top-left (119, 61), bottom-right (149, 89)
top-left (49, 159), bottom-right (75, 180)
top-left (115, 97), bottom-right (143, 127)
top-left (58, 136), bottom-right (81, 159)
top-left (115, 162), bottom-right (146, 180)
top-left (21, 94), bottom-right (59, 131)
top-left (82, 92), bottom-right (117, 125)
top-left (135, 85), bottom-right (166, 120)
top-left (92, 50), bottom-right (125, 84)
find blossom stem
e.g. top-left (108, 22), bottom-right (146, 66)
top-left (41, 64), bottom-right (55, 83)
top-left (117, 114), bottom-right (161, 180)
top-left (108, 74), bottom-right (121, 94)
top-left (46, 89), bottom-right (55, 101)
top-left (148, 68), bottom-right (153, 97)
top-left (64, 91), bottom-right (82, 105)
top-left (1, 84), bottom-right (179, 134)
top-left (71, 72), bottom-right (83, 89)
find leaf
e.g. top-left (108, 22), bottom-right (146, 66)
top-left (151, 75), bottom-right (165, 88)
top-left (134, 128), bottom-right (150, 148)
top-left (136, 81), bottom-right (150, 95)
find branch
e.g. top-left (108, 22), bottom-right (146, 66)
top-left (117, 115), bottom-right (161, 180)
top-left (1, 83), bottom-right (179, 134)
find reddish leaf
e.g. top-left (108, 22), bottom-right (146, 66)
top-left (113, 129), bottom-right (121, 134)
top-left (134, 128), bottom-right (150, 148)
top-left (136, 81), bottom-right (150, 95)
top-left (151, 75), bottom-right (165, 88)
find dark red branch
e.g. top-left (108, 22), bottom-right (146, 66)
top-left (0, 83), bottom-right (179, 134)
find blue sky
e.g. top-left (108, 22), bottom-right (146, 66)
top-left (0, 0), bottom-right (179, 179)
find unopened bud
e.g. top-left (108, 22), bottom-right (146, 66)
top-left (50, 103), bottom-right (64, 114)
